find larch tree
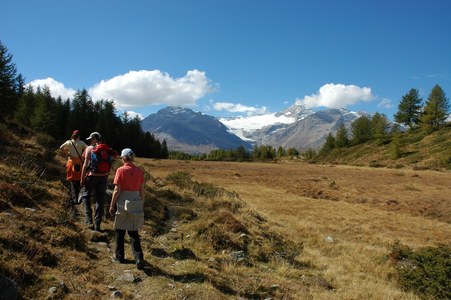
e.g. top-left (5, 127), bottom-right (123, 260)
top-left (335, 123), bottom-right (350, 148)
top-left (351, 115), bottom-right (372, 145)
top-left (394, 88), bottom-right (423, 130)
top-left (420, 84), bottom-right (449, 132)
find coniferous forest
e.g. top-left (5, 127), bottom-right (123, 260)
top-left (0, 41), bottom-right (168, 158)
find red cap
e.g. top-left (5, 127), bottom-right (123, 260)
top-left (72, 130), bottom-right (80, 135)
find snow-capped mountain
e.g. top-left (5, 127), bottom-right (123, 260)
top-left (246, 108), bottom-right (362, 150)
top-left (140, 104), bottom-right (368, 154)
top-left (219, 103), bottom-right (314, 141)
top-left (140, 106), bottom-right (252, 154)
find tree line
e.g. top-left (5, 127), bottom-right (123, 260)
top-left (318, 85), bottom-right (449, 156)
top-left (0, 40), bottom-right (168, 158)
top-left (169, 145), bottom-right (300, 161)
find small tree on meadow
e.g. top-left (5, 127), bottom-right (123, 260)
top-left (371, 113), bottom-right (390, 145)
top-left (320, 133), bottom-right (336, 155)
top-left (351, 115), bottom-right (372, 145)
top-left (420, 84), bottom-right (449, 132)
top-left (335, 123), bottom-right (350, 148)
top-left (394, 88), bottom-right (423, 130)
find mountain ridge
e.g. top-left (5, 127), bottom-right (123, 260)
top-left (140, 106), bottom-right (252, 154)
top-left (141, 104), bottom-right (368, 153)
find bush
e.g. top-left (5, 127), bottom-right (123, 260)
top-left (388, 241), bottom-right (450, 299)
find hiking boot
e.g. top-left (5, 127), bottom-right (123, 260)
top-left (114, 256), bottom-right (125, 264)
top-left (136, 259), bottom-right (144, 270)
top-left (94, 223), bottom-right (101, 232)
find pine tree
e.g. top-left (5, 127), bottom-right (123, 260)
top-left (69, 89), bottom-right (95, 136)
top-left (335, 123), bottom-right (350, 148)
top-left (320, 133), bottom-right (336, 155)
top-left (14, 85), bottom-right (35, 126)
top-left (394, 88), bottom-right (423, 130)
top-left (0, 41), bottom-right (22, 119)
top-left (371, 113), bottom-right (390, 145)
top-left (161, 140), bottom-right (169, 159)
top-left (30, 88), bottom-right (56, 133)
top-left (420, 84), bottom-right (450, 132)
top-left (351, 115), bottom-right (372, 145)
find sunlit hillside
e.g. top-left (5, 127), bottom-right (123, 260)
top-left (314, 124), bottom-right (451, 170)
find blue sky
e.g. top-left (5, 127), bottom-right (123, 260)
top-left (1, 0), bottom-right (450, 121)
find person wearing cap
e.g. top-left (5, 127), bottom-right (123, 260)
top-left (59, 130), bottom-right (88, 214)
top-left (109, 148), bottom-right (145, 269)
top-left (80, 131), bottom-right (109, 231)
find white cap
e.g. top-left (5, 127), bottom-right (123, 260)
top-left (86, 132), bottom-right (101, 141)
top-left (120, 148), bottom-right (134, 158)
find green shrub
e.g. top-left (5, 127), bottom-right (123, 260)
top-left (388, 241), bottom-right (451, 299)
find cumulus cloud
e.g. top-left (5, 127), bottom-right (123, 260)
top-left (213, 102), bottom-right (269, 116)
top-left (26, 78), bottom-right (76, 100)
top-left (296, 83), bottom-right (374, 109)
top-left (89, 69), bottom-right (216, 110)
top-left (378, 98), bottom-right (394, 109)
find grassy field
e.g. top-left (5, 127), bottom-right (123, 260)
top-left (1, 121), bottom-right (450, 299)
top-left (143, 159), bottom-right (450, 299)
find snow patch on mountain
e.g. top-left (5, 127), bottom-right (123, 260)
top-left (219, 113), bottom-right (296, 139)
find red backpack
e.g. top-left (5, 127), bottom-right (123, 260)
top-left (90, 143), bottom-right (116, 173)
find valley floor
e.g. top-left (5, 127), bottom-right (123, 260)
top-left (144, 159), bottom-right (450, 299)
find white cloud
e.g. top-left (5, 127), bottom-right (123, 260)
top-left (89, 69), bottom-right (216, 110)
top-left (213, 102), bottom-right (269, 116)
top-left (26, 78), bottom-right (76, 100)
top-left (296, 83), bottom-right (374, 109)
top-left (378, 98), bottom-right (394, 109)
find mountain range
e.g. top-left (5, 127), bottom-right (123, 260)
top-left (140, 104), bottom-right (365, 154)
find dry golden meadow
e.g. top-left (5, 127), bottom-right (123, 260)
top-left (0, 123), bottom-right (450, 299)
top-left (143, 159), bottom-right (451, 299)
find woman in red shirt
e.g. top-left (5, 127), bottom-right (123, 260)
top-left (109, 148), bottom-right (145, 269)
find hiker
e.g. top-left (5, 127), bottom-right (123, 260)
top-left (59, 130), bottom-right (87, 210)
top-left (80, 132), bottom-right (116, 231)
top-left (109, 148), bottom-right (145, 270)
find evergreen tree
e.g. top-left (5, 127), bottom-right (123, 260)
top-left (0, 41), bottom-right (22, 119)
top-left (275, 146), bottom-right (283, 158)
top-left (69, 89), bottom-right (95, 136)
top-left (236, 146), bottom-right (248, 161)
top-left (252, 144), bottom-right (260, 160)
top-left (56, 98), bottom-right (71, 137)
top-left (286, 148), bottom-right (299, 156)
top-left (14, 85), bottom-right (35, 126)
top-left (335, 123), bottom-right (350, 148)
top-left (161, 140), bottom-right (169, 159)
top-left (371, 113), bottom-right (390, 145)
top-left (420, 84), bottom-right (450, 131)
top-left (351, 115), bottom-right (372, 144)
top-left (30, 87), bottom-right (56, 133)
top-left (95, 100), bottom-right (121, 145)
top-left (394, 88), bottom-right (422, 130)
top-left (320, 133), bottom-right (336, 155)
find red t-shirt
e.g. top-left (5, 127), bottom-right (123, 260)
top-left (113, 162), bottom-right (144, 191)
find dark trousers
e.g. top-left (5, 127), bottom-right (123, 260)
top-left (69, 180), bottom-right (81, 204)
top-left (82, 176), bottom-right (107, 225)
top-left (115, 229), bottom-right (143, 261)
